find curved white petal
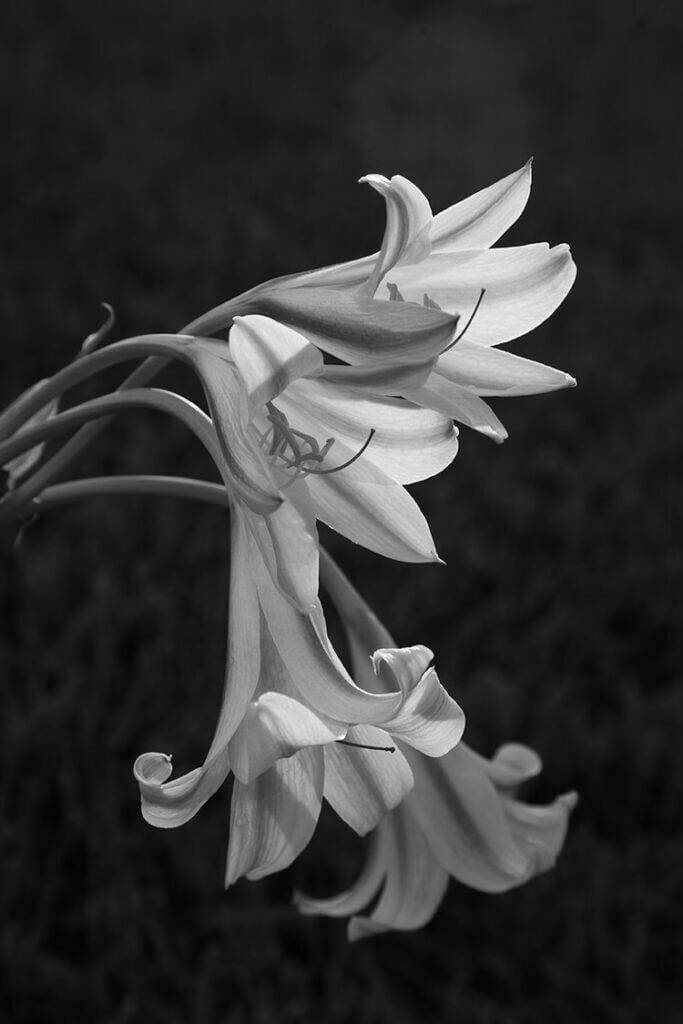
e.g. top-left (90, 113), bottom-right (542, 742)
top-left (230, 315), bottom-right (323, 409)
top-left (360, 174), bottom-right (432, 294)
top-left (349, 808), bottom-right (449, 939)
top-left (381, 667), bottom-right (466, 758)
top-left (323, 724), bottom-right (414, 835)
top-left (279, 376), bottom-right (459, 485)
top-left (252, 547), bottom-right (404, 724)
top-left (305, 471), bottom-right (441, 563)
top-left (437, 338), bottom-right (576, 396)
top-left (371, 645), bottom-right (434, 692)
top-left (295, 828), bottom-right (386, 918)
top-left (225, 746), bottom-right (324, 885)
top-left (388, 243), bottom-right (576, 348)
top-left (133, 512), bottom-right (260, 828)
top-left (229, 692), bottom-right (345, 784)
top-left (406, 375), bottom-right (508, 442)
top-left (430, 161), bottom-right (532, 253)
top-left (407, 741), bottom-right (576, 893)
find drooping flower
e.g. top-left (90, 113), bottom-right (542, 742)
top-left (185, 162), bottom-right (576, 445)
top-left (181, 313), bottom-right (459, 611)
top-left (134, 518), bottom-right (465, 881)
top-left (295, 549), bottom-right (577, 938)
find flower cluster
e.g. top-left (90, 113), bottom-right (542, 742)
top-left (0, 163), bottom-right (577, 938)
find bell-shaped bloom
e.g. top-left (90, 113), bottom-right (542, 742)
top-left (297, 741), bottom-right (577, 940)
top-left (186, 163), bottom-right (576, 445)
top-left (184, 314), bottom-right (459, 596)
top-left (295, 549), bottom-right (577, 938)
top-left (134, 523), bottom-right (465, 884)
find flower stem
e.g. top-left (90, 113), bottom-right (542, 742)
top-left (0, 389), bottom-right (223, 527)
top-left (37, 475), bottom-right (230, 512)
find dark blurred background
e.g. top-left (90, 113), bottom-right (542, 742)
top-left (1, 0), bottom-right (681, 1021)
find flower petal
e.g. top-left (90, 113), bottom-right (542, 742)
top-left (406, 375), bottom-right (508, 442)
top-left (189, 348), bottom-right (282, 513)
top-left (407, 741), bottom-right (576, 893)
top-left (229, 691), bottom-right (345, 784)
top-left (380, 666), bottom-right (466, 757)
top-left (437, 338), bottom-right (576, 396)
top-left (321, 358), bottom-right (435, 395)
top-left (349, 808), bottom-right (449, 939)
top-left (245, 483), bottom-right (319, 613)
top-left (251, 547), bottom-right (404, 724)
top-left (295, 827), bottom-right (386, 918)
top-left (256, 287), bottom-right (457, 366)
top-left (430, 161), bottom-right (532, 253)
top-left (225, 746), bottom-right (324, 884)
top-left (230, 314), bottom-right (323, 409)
top-left (388, 243), bottom-right (576, 348)
top-left (371, 645), bottom-right (435, 692)
top-left (323, 724), bottom-right (414, 835)
top-left (278, 376), bottom-right (459, 484)
top-left (133, 512), bottom-right (260, 827)
top-left (305, 471), bottom-right (441, 563)
top-left (360, 174), bottom-right (433, 294)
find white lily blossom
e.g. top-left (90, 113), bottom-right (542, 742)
top-left (295, 549), bottom-right (577, 938)
top-left (186, 162), bottom-right (576, 446)
top-left (134, 521), bottom-right (465, 882)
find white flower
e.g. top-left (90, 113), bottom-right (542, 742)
top-left (133, 522), bottom-right (465, 884)
top-left (187, 162), bottom-right (576, 445)
top-left (295, 548), bottom-right (577, 938)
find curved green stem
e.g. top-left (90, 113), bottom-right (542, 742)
top-left (38, 475), bottom-right (230, 511)
top-left (0, 295), bottom-right (248, 520)
top-left (0, 389), bottom-right (224, 526)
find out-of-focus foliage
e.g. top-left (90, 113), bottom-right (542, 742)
top-left (1, 1), bottom-right (681, 1021)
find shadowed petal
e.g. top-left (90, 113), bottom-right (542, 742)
top-left (225, 747), bottom-right (324, 885)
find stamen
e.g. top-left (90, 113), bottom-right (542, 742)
top-left (337, 739), bottom-right (396, 753)
top-left (422, 292), bottom-right (443, 311)
top-left (440, 288), bottom-right (486, 354)
top-left (302, 428), bottom-right (375, 475)
top-left (386, 282), bottom-right (404, 302)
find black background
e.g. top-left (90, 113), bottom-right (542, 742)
top-left (1, 1), bottom-right (681, 1021)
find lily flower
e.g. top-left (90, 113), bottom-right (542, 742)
top-left (295, 550), bottom-right (577, 938)
top-left (186, 162), bottom-right (576, 445)
top-left (134, 522), bottom-right (465, 882)
top-left (187, 313), bottom-right (459, 608)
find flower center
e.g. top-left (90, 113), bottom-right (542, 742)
top-left (259, 402), bottom-right (375, 485)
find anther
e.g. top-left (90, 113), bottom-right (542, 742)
top-left (337, 739), bottom-right (396, 753)
top-left (441, 288), bottom-right (486, 354)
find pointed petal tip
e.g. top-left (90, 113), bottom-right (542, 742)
top-left (566, 374), bottom-right (578, 389)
